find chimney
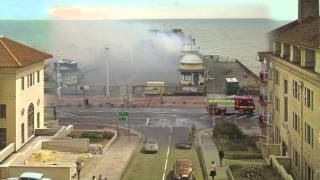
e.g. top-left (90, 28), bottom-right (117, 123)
top-left (298, 0), bottom-right (319, 22)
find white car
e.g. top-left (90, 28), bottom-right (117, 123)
top-left (144, 139), bottom-right (158, 153)
top-left (8, 172), bottom-right (51, 180)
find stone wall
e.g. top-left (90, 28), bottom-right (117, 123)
top-left (42, 138), bottom-right (90, 153)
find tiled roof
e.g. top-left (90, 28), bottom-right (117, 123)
top-left (270, 17), bottom-right (320, 50)
top-left (0, 36), bottom-right (52, 68)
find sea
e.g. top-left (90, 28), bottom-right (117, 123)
top-left (0, 19), bottom-right (289, 85)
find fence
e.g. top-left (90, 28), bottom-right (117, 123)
top-left (131, 85), bottom-right (207, 96)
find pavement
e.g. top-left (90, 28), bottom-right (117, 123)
top-left (58, 107), bottom-right (211, 180)
top-left (83, 135), bottom-right (140, 180)
top-left (198, 129), bottom-right (228, 180)
top-left (45, 95), bottom-right (206, 109)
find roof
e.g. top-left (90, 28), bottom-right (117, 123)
top-left (20, 172), bottom-right (43, 179)
top-left (180, 54), bottom-right (203, 64)
top-left (0, 36), bottom-right (52, 68)
top-left (225, 78), bottom-right (238, 82)
top-left (270, 17), bottom-right (320, 50)
top-left (176, 158), bottom-right (192, 164)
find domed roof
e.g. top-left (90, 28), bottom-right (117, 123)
top-left (180, 54), bottom-right (203, 64)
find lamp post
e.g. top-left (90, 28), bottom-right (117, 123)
top-left (105, 47), bottom-right (110, 96)
top-left (76, 160), bottom-right (82, 180)
top-left (209, 77), bottom-right (214, 94)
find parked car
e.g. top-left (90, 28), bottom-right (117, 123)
top-left (8, 172), bottom-right (51, 180)
top-left (144, 138), bottom-right (158, 153)
top-left (173, 159), bottom-right (195, 180)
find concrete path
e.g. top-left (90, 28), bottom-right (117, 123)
top-left (84, 135), bottom-right (140, 180)
top-left (198, 129), bottom-right (228, 180)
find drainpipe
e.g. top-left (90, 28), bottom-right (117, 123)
top-left (300, 81), bottom-right (304, 180)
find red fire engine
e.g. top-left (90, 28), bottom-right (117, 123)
top-left (207, 95), bottom-right (255, 115)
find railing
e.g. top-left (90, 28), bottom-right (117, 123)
top-left (259, 71), bottom-right (268, 83)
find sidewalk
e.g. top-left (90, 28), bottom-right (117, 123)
top-left (198, 129), bottom-right (228, 180)
top-left (83, 135), bottom-right (140, 180)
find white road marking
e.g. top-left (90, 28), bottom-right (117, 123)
top-left (250, 115), bottom-right (259, 120)
top-left (162, 126), bottom-right (172, 180)
top-left (237, 115), bottom-right (247, 119)
top-left (200, 115), bottom-right (210, 119)
top-left (146, 118), bottom-right (150, 126)
top-left (226, 115), bottom-right (235, 119)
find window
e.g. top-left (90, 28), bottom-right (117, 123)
top-left (181, 72), bottom-right (192, 81)
top-left (37, 71), bottom-right (40, 83)
top-left (21, 123), bottom-right (24, 144)
top-left (0, 128), bottom-right (7, 149)
top-left (304, 87), bottom-right (313, 110)
top-left (284, 80), bottom-right (288, 94)
top-left (27, 75), bottom-right (29, 88)
top-left (274, 70), bottom-right (279, 85)
top-left (305, 163), bottom-right (314, 180)
top-left (32, 73), bottom-right (36, 85)
top-left (37, 112), bottom-right (40, 128)
top-left (0, 104), bottom-right (6, 119)
top-left (21, 77), bottom-right (24, 90)
top-left (292, 80), bottom-right (300, 100)
top-left (305, 123), bottom-right (314, 147)
top-left (275, 96), bottom-right (280, 112)
top-left (29, 74), bottom-right (33, 86)
top-left (292, 112), bottom-right (300, 133)
top-left (292, 148), bottom-right (300, 168)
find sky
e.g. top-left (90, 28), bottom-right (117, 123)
top-left (1, 0), bottom-right (298, 20)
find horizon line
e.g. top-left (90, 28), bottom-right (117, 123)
top-left (0, 17), bottom-right (293, 21)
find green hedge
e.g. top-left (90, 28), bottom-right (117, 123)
top-left (80, 132), bottom-right (105, 140)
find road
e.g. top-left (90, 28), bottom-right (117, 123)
top-left (56, 107), bottom-right (260, 179)
top-left (57, 107), bottom-right (212, 180)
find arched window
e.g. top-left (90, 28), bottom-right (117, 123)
top-left (28, 103), bottom-right (34, 138)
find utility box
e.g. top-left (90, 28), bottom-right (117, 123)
top-left (225, 78), bottom-right (239, 94)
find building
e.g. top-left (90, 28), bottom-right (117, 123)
top-left (257, 0), bottom-right (319, 179)
top-left (179, 54), bottom-right (207, 86)
top-left (0, 36), bottom-right (52, 150)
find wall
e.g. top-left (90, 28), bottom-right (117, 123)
top-left (271, 54), bottom-right (320, 179)
top-left (270, 155), bottom-right (294, 180)
top-left (15, 62), bottom-right (45, 150)
top-left (0, 68), bottom-right (17, 149)
top-left (6, 165), bottom-right (71, 180)
top-left (42, 139), bottom-right (89, 153)
top-left (315, 51), bottom-right (320, 73)
top-left (180, 63), bottom-right (204, 70)
top-left (0, 143), bottom-right (14, 163)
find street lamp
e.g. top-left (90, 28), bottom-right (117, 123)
top-left (76, 160), bottom-right (82, 180)
top-left (209, 77), bottom-right (214, 94)
top-left (105, 47), bottom-right (110, 96)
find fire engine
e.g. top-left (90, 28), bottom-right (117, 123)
top-left (207, 95), bottom-right (255, 115)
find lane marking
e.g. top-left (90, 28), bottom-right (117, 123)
top-left (250, 114), bottom-right (259, 120)
top-left (200, 115), bottom-right (210, 119)
top-left (237, 115), bottom-right (247, 119)
top-left (146, 118), bottom-right (150, 126)
top-left (226, 115), bottom-right (235, 119)
top-left (162, 126), bottom-right (172, 180)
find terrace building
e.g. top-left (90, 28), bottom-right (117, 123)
top-left (257, 0), bottom-right (320, 179)
top-left (0, 36), bottom-right (52, 151)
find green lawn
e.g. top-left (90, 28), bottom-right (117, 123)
top-left (166, 145), bottom-right (203, 180)
top-left (122, 144), bottom-right (203, 180)
top-left (122, 145), bottom-right (167, 180)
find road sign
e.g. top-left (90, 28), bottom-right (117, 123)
top-left (118, 111), bottom-right (128, 122)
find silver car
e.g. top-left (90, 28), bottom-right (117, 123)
top-left (144, 139), bottom-right (158, 153)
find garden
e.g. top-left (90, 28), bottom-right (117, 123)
top-left (214, 122), bottom-right (262, 159)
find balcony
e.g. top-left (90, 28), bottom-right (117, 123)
top-left (259, 71), bottom-right (268, 83)
top-left (258, 94), bottom-right (270, 105)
